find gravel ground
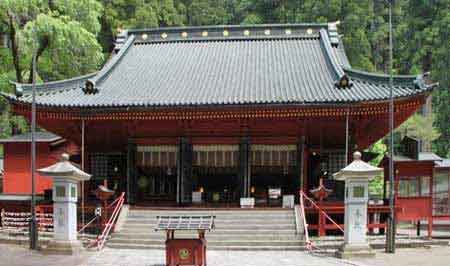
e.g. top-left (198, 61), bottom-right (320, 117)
top-left (0, 244), bottom-right (364, 266)
top-left (350, 246), bottom-right (450, 266)
top-left (2, 243), bottom-right (450, 266)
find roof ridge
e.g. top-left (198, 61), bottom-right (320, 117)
top-left (134, 35), bottom-right (319, 45)
top-left (318, 29), bottom-right (346, 82)
top-left (125, 23), bottom-right (334, 45)
top-left (85, 35), bottom-right (136, 92)
top-left (127, 23), bottom-right (329, 33)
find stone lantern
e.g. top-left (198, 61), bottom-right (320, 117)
top-left (37, 153), bottom-right (91, 254)
top-left (333, 151), bottom-right (383, 259)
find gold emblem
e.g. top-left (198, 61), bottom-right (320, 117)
top-left (179, 248), bottom-right (190, 260)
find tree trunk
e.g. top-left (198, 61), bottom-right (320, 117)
top-left (27, 36), bottom-right (49, 84)
top-left (7, 12), bottom-right (22, 83)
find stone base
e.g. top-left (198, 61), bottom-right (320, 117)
top-left (335, 243), bottom-right (375, 259)
top-left (41, 240), bottom-right (84, 255)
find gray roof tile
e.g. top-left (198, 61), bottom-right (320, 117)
top-left (0, 132), bottom-right (61, 143)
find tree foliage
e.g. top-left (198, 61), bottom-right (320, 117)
top-left (0, 0), bottom-right (104, 137)
top-left (367, 140), bottom-right (387, 196)
top-left (397, 113), bottom-right (441, 144)
top-left (0, 0), bottom-right (448, 158)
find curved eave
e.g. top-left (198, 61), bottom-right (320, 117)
top-left (5, 90), bottom-right (432, 111)
top-left (10, 72), bottom-right (98, 93)
top-left (343, 67), bottom-right (437, 90)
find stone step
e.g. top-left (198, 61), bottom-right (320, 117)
top-left (112, 233), bottom-right (301, 241)
top-left (108, 238), bottom-right (304, 247)
top-left (124, 221), bottom-right (294, 227)
top-left (118, 228), bottom-right (297, 235)
top-left (129, 210), bottom-right (294, 217)
top-left (125, 218), bottom-right (294, 224)
top-left (106, 242), bottom-right (304, 251)
top-left (114, 209), bottom-right (299, 251)
top-left (127, 214), bottom-right (295, 219)
top-left (122, 223), bottom-right (295, 230)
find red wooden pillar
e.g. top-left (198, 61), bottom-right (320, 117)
top-left (428, 172), bottom-right (434, 239)
top-left (318, 209), bottom-right (326, 237)
top-left (368, 211), bottom-right (374, 234)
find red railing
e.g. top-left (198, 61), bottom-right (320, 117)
top-left (299, 190), bottom-right (391, 237)
top-left (300, 190), bottom-right (344, 234)
top-left (89, 192), bottom-right (125, 250)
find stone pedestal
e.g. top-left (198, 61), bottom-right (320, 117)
top-left (37, 153), bottom-right (91, 255)
top-left (42, 239), bottom-right (84, 255)
top-left (240, 197), bottom-right (255, 208)
top-left (336, 244), bottom-right (376, 259)
top-left (334, 151), bottom-right (383, 259)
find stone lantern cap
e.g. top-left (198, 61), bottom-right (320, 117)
top-left (37, 153), bottom-right (91, 181)
top-left (333, 151), bottom-right (383, 181)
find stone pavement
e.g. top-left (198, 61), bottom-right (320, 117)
top-left (85, 249), bottom-right (366, 266)
top-left (2, 243), bottom-right (450, 266)
top-left (350, 246), bottom-right (450, 266)
top-left (0, 244), bottom-right (366, 266)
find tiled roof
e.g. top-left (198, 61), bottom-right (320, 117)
top-left (436, 159), bottom-right (450, 169)
top-left (0, 132), bottom-right (61, 143)
top-left (3, 24), bottom-right (435, 108)
top-left (418, 152), bottom-right (443, 162)
top-left (390, 152), bottom-right (443, 162)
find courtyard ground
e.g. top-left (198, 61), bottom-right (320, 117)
top-left (1, 243), bottom-right (449, 266)
top-left (350, 246), bottom-right (450, 266)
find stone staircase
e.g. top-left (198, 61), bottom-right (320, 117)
top-left (107, 208), bottom-right (305, 250)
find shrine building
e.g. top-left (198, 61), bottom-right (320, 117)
top-left (2, 23), bottom-right (436, 206)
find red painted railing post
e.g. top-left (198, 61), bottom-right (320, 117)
top-left (318, 210), bottom-right (325, 237)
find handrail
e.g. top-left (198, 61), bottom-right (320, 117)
top-left (106, 195), bottom-right (122, 209)
top-left (300, 190), bottom-right (344, 233)
top-left (78, 215), bottom-right (99, 234)
top-left (299, 192), bottom-right (312, 250)
top-left (90, 192), bottom-right (125, 250)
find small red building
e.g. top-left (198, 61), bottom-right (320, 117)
top-left (381, 137), bottom-right (450, 237)
top-left (0, 132), bottom-right (78, 195)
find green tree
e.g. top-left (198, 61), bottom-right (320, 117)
top-left (0, 0), bottom-right (104, 137)
top-left (396, 113), bottom-right (441, 144)
top-left (367, 140), bottom-right (387, 196)
top-left (187, 0), bottom-right (230, 26)
top-left (430, 4), bottom-right (450, 158)
top-left (0, 0), bottom-right (104, 83)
